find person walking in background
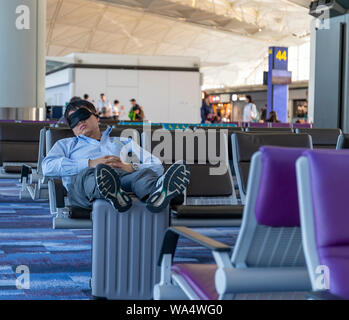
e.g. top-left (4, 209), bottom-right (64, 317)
top-left (200, 96), bottom-right (214, 124)
top-left (83, 94), bottom-right (90, 101)
top-left (243, 95), bottom-right (258, 122)
top-left (98, 93), bottom-right (112, 117)
top-left (118, 105), bottom-right (128, 120)
top-left (138, 106), bottom-right (145, 121)
top-left (128, 99), bottom-right (142, 121)
top-left (112, 100), bottom-right (120, 117)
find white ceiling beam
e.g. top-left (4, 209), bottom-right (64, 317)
top-left (284, 0), bottom-right (311, 9)
top-left (46, 0), bottom-right (64, 54)
top-left (84, 5), bottom-right (109, 52)
top-left (96, 0), bottom-right (272, 37)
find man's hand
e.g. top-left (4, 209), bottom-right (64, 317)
top-left (88, 156), bottom-right (134, 173)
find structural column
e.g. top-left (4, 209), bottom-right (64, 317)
top-left (0, 0), bottom-right (45, 120)
top-left (312, 14), bottom-right (347, 130)
top-left (267, 47), bottom-right (290, 123)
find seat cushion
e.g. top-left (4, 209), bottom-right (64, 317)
top-left (172, 205), bottom-right (243, 219)
top-left (235, 132), bottom-right (311, 162)
top-left (4, 165), bottom-right (23, 174)
top-left (297, 128), bottom-right (341, 147)
top-left (0, 142), bottom-right (39, 163)
top-left (186, 164), bottom-right (232, 197)
top-left (164, 163), bottom-right (233, 197)
top-left (171, 264), bottom-right (218, 300)
top-left (47, 129), bottom-right (75, 149)
top-left (255, 146), bottom-right (306, 227)
top-left (233, 133), bottom-right (311, 195)
top-left (0, 123), bottom-right (42, 142)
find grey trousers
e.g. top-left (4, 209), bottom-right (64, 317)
top-left (68, 167), bottom-right (160, 209)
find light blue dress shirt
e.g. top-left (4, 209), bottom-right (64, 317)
top-left (42, 127), bottom-right (163, 191)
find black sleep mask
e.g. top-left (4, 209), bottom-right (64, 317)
top-left (67, 108), bottom-right (94, 129)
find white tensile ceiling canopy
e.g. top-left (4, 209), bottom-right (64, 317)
top-left (47, 0), bottom-right (313, 88)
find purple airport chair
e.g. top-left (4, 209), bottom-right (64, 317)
top-left (154, 146), bottom-right (311, 300)
top-left (248, 122), bottom-right (269, 128)
top-left (270, 122), bottom-right (291, 128)
top-left (296, 149), bottom-right (349, 299)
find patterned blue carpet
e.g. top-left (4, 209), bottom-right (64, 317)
top-left (0, 179), bottom-right (239, 300)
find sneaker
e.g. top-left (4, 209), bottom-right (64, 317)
top-left (95, 164), bottom-right (132, 212)
top-left (146, 160), bottom-right (190, 213)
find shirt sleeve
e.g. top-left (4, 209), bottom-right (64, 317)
top-left (42, 140), bottom-right (89, 177)
top-left (251, 104), bottom-right (258, 119)
top-left (123, 139), bottom-right (164, 176)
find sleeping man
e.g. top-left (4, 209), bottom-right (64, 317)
top-left (42, 99), bottom-right (190, 213)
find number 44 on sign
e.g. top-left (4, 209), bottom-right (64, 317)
top-left (276, 50), bottom-right (287, 61)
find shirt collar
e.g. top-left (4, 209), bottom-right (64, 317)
top-left (104, 126), bottom-right (112, 136)
top-left (101, 126), bottom-right (112, 142)
top-left (76, 126), bottom-right (112, 143)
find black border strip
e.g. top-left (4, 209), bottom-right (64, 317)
top-left (338, 22), bottom-right (346, 129)
top-left (46, 63), bottom-right (199, 75)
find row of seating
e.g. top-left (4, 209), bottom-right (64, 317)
top-left (154, 146), bottom-right (348, 300)
top-left (5, 122), bottom-right (346, 231)
top-left (118, 121), bottom-right (313, 129)
top-left (22, 127), bottom-right (240, 229)
top-left (102, 120), bottom-right (313, 128)
top-left (0, 120), bottom-right (341, 178)
top-left (7, 121), bottom-right (347, 299)
top-left (19, 127), bottom-right (315, 229)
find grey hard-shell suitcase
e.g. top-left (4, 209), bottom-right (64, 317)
top-left (91, 199), bottom-right (169, 299)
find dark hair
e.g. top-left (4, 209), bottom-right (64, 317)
top-left (70, 96), bottom-right (82, 103)
top-left (114, 100), bottom-right (119, 104)
top-left (100, 93), bottom-right (105, 97)
top-left (64, 100), bottom-right (97, 123)
top-left (266, 111), bottom-right (279, 123)
top-left (246, 95), bottom-right (253, 103)
top-left (83, 94), bottom-right (89, 99)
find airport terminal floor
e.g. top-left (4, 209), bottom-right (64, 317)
top-left (1, 0), bottom-right (349, 308)
top-left (0, 175), bottom-right (238, 300)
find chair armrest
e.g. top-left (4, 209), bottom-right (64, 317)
top-left (48, 178), bottom-right (67, 209)
top-left (307, 291), bottom-right (343, 300)
top-left (172, 226), bottom-right (232, 251)
top-left (20, 164), bottom-right (32, 182)
top-left (157, 226), bottom-right (231, 266)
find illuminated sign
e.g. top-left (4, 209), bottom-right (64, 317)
top-left (220, 94), bottom-right (230, 103)
top-left (209, 96), bottom-right (220, 103)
